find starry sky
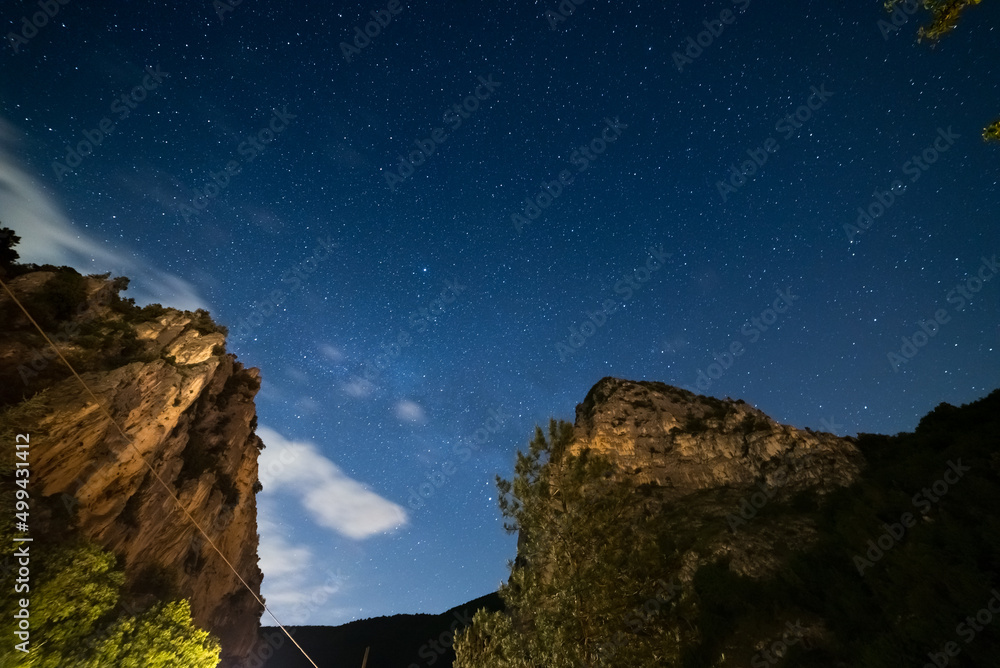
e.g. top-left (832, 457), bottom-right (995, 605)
top-left (2, 0), bottom-right (999, 628)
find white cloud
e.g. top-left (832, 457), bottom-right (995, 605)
top-left (395, 399), bottom-right (426, 423)
top-left (257, 504), bottom-right (349, 624)
top-left (257, 511), bottom-right (316, 606)
top-left (0, 116), bottom-right (208, 311)
top-left (257, 425), bottom-right (407, 539)
top-left (342, 378), bottom-right (373, 398)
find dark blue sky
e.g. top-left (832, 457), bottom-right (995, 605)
top-left (2, 0), bottom-right (999, 626)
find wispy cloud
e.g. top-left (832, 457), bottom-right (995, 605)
top-left (257, 509), bottom-right (320, 608)
top-left (319, 343), bottom-right (345, 363)
top-left (395, 399), bottom-right (426, 423)
top-left (257, 504), bottom-right (351, 624)
top-left (0, 117), bottom-right (208, 311)
top-left (257, 425), bottom-right (408, 539)
top-left (342, 378), bottom-right (374, 398)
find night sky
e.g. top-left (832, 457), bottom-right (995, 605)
top-left (2, 0), bottom-right (999, 628)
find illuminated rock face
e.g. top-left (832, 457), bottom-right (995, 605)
top-left (566, 377), bottom-right (866, 587)
top-left (572, 377), bottom-right (863, 499)
top-left (1, 272), bottom-right (264, 667)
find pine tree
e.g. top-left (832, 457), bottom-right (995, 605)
top-left (455, 420), bottom-right (684, 668)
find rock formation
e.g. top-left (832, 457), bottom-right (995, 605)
top-left (569, 377), bottom-right (865, 587)
top-left (573, 377), bottom-right (863, 498)
top-left (0, 268), bottom-right (264, 666)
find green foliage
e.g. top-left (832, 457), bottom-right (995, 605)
top-left (0, 543), bottom-right (122, 668)
top-left (884, 0), bottom-right (983, 42)
top-left (0, 542), bottom-right (219, 668)
top-left (75, 317), bottom-right (152, 370)
top-left (188, 308), bottom-right (229, 337)
top-left (458, 389), bottom-right (1000, 667)
top-left (217, 368), bottom-right (261, 406)
top-left (738, 413), bottom-right (768, 434)
top-left (882, 0), bottom-right (995, 140)
top-left (82, 600), bottom-right (220, 668)
top-left (985, 119), bottom-right (1000, 143)
top-left (455, 420), bottom-right (681, 668)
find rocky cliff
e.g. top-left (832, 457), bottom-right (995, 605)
top-left (565, 378), bottom-right (870, 602)
top-left (461, 377), bottom-right (1000, 667)
top-left (573, 377), bottom-right (863, 498)
top-left (0, 267), bottom-right (264, 666)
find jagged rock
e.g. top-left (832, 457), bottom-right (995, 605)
top-left (573, 377), bottom-right (863, 499)
top-left (0, 269), bottom-right (263, 667)
top-left (552, 377), bottom-right (870, 655)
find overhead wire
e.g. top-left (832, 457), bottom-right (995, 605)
top-left (0, 275), bottom-right (321, 668)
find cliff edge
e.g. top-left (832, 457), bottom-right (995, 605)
top-left (0, 265), bottom-right (263, 666)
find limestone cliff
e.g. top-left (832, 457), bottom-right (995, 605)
top-left (0, 267), bottom-right (263, 667)
top-left (566, 379), bottom-right (865, 587)
top-left (573, 377), bottom-right (862, 498)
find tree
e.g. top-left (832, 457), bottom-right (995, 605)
top-left (84, 600), bottom-right (220, 668)
top-left (0, 543), bottom-right (122, 668)
top-left (0, 225), bottom-right (21, 274)
top-left (454, 420), bottom-right (682, 668)
top-left (0, 542), bottom-right (220, 667)
top-left (883, 0), bottom-right (997, 142)
top-left (984, 118), bottom-right (1000, 143)
top-left (884, 0), bottom-right (983, 43)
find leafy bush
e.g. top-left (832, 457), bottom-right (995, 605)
top-left (188, 308), bottom-right (228, 337)
top-left (0, 542), bottom-right (219, 667)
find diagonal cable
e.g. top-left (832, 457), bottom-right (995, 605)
top-left (0, 276), bottom-right (320, 668)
